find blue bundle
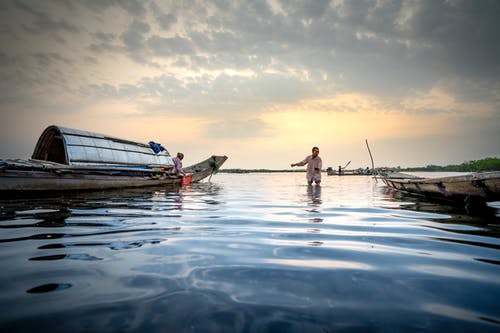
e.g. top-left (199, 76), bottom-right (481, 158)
top-left (148, 141), bottom-right (166, 154)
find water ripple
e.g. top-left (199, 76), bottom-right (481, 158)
top-left (0, 173), bottom-right (499, 332)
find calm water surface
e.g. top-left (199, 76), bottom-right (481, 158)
top-left (0, 173), bottom-right (499, 332)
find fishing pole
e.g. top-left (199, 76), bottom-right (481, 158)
top-left (338, 160), bottom-right (351, 175)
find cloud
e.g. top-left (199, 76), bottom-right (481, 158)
top-left (396, 0), bottom-right (500, 79)
top-left (0, 0), bottom-right (498, 167)
top-left (117, 0), bottom-right (147, 17)
top-left (3, 0), bottom-right (497, 104)
top-left (89, 31), bottom-right (119, 54)
top-left (10, 0), bottom-right (79, 34)
top-left (155, 12), bottom-right (177, 31)
top-left (203, 118), bottom-right (270, 139)
top-left (148, 35), bottom-right (194, 56)
top-left (33, 52), bottom-right (70, 67)
top-left (121, 20), bottom-right (151, 59)
top-left (81, 71), bottom-right (319, 118)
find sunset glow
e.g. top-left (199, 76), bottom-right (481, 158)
top-left (0, 1), bottom-right (498, 169)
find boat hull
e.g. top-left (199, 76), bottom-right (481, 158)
top-left (0, 155), bottom-right (227, 192)
top-left (0, 169), bottom-right (178, 191)
top-left (382, 171), bottom-right (500, 203)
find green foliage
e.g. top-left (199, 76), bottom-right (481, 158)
top-left (402, 157), bottom-right (500, 172)
top-left (456, 157), bottom-right (500, 171)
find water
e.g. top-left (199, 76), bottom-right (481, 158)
top-left (0, 173), bottom-right (499, 332)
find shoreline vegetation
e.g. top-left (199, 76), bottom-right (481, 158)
top-left (219, 157), bottom-right (500, 174)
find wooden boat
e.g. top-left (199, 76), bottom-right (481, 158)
top-left (381, 171), bottom-right (500, 204)
top-left (0, 125), bottom-right (227, 192)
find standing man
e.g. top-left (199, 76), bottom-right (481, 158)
top-left (291, 146), bottom-right (322, 185)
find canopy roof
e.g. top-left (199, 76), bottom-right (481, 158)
top-left (32, 125), bottom-right (173, 167)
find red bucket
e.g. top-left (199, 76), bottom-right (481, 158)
top-left (181, 174), bottom-right (192, 185)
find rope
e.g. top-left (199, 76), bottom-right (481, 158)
top-left (208, 157), bottom-right (219, 182)
top-left (464, 195), bottom-right (470, 215)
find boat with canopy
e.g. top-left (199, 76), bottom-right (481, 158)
top-left (0, 125), bottom-right (227, 192)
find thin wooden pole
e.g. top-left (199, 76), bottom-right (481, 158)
top-left (365, 139), bottom-right (376, 180)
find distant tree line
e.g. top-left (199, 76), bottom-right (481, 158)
top-left (220, 168), bottom-right (305, 173)
top-left (220, 157), bottom-right (500, 173)
top-left (401, 157), bottom-right (500, 172)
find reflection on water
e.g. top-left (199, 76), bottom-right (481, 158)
top-left (306, 185), bottom-right (322, 205)
top-left (0, 173), bottom-right (499, 332)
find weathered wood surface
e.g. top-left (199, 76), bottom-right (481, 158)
top-left (382, 171), bottom-right (500, 202)
top-left (0, 155), bottom-right (227, 192)
top-left (185, 155), bottom-right (227, 182)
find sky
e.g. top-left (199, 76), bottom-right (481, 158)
top-left (0, 0), bottom-right (499, 170)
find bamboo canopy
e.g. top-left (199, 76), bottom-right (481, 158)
top-left (31, 125), bottom-right (174, 167)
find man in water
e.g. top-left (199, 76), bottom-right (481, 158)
top-left (291, 146), bottom-right (322, 185)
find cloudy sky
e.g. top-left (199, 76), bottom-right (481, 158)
top-left (0, 0), bottom-right (499, 170)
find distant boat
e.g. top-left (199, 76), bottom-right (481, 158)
top-left (381, 171), bottom-right (500, 204)
top-left (0, 125), bottom-right (227, 192)
top-left (326, 166), bottom-right (372, 176)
